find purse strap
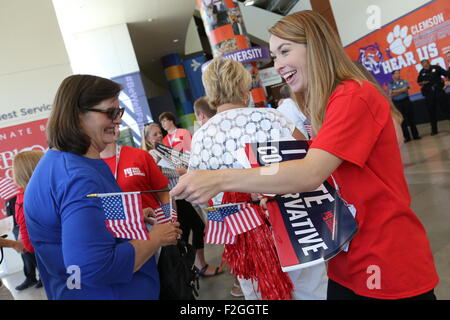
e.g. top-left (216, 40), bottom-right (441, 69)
top-left (0, 234), bottom-right (8, 265)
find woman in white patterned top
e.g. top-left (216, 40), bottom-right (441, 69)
top-left (141, 122), bottom-right (223, 277)
top-left (188, 57), bottom-right (328, 300)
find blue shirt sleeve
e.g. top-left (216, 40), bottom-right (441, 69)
top-left (59, 173), bottom-right (136, 287)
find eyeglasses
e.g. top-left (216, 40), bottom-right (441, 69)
top-left (85, 107), bottom-right (125, 120)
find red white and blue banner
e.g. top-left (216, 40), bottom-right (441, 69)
top-left (242, 140), bottom-right (358, 271)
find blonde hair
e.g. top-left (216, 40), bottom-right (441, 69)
top-left (141, 122), bottom-right (161, 151)
top-left (13, 150), bottom-right (44, 189)
top-left (202, 57), bottom-right (252, 109)
top-left (269, 10), bottom-right (379, 134)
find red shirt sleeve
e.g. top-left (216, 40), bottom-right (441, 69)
top-left (179, 129), bottom-right (192, 152)
top-left (15, 192), bottom-right (34, 253)
top-left (310, 81), bottom-right (390, 167)
top-left (143, 152), bottom-right (169, 190)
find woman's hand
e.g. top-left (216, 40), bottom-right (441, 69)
top-left (13, 241), bottom-right (25, 253)
top-left (149, 222), bottom-right (182, 247)
top-left (170, 170), bottom-right (223, 204)
top-left (130, 222), bottom-right (182, 271)
top-left (175, 167), bottom-right (187, 176)
top-left (143, 207), bottom-right (155, 225)
top-left (259, 197), bottom-right (268, 211)
top-left (444, 80), bottom-right (450, 89)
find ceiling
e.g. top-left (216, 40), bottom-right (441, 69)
top-left (238, 0), bottom-right (299, 15)
top-left (52, 0), bottom-right (198, 91)
top-left (51, 0), bottom-right (297, 94)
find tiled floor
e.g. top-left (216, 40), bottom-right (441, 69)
top-left (1, 120), bottom-right (449, 300)
top-left (400, 121), bottom-right (450, 300)
top-left (0, 246), bottom-right (239, 300)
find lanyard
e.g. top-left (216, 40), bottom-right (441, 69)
top-left (114, 144), bottom-right (121, 180)
top-left (167, 129), bottom-right (177, 148)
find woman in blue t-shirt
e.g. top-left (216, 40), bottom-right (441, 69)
top-left (24, 75), bottom-right (181, 300)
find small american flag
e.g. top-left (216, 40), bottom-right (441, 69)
top-left (220, 203), bottom-right (263, 236)
top-left (0, 176), bottom-right (20, 201)
top-left (205, 209), bottom-right (235, 244)
top-left (100, 193), bottom-right (149, 240)
top-left (154, 203), bottom-right (177, 224)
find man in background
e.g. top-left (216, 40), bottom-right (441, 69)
top-left (194, 96), bottom-right (216, 126)
top-left (417, 59), bottom-right (449, 135)
top-left (388, 69), bottom-right (421, 142)
top-left (159, 112), bottom-right (192, 152)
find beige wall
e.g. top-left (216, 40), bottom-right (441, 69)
top-left (330, 0), bottom-right (433, 46)
top-left (0, 0), bottom-right (72, 128)
top-left (185, 17), bottom-right (203, 55)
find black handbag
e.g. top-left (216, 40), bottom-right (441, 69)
top-left (157, 240), bottom-right (200, 300)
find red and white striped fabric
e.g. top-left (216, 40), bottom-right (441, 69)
top-left (0, 177), bottom-right (20, 200)
top-left (204, 209), bottom-right (235, 244)
top-left (221, 203), bottom-right (263, 236)
top-left (101, 193), bottom-right (149, 240)
top-left (154, 203), bottom-right (177, 224)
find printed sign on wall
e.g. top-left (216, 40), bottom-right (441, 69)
top-left (0, 119), bottom-right (48, 218)
top-left (345, 0), bottom-right (449, 99)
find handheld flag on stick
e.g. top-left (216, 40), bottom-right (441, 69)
top-left (87, 189), bottom-right (169, 198)
top-left (98, 193), bottom-right (149, 240)
top-left (212, 203), bottom-right (263, 236)
top-left (205, 208), bottom-right (236, 244)
top-left (204, 202), bottom-right (263, 243)
top-left (154, 199), bottom-right (177, 224)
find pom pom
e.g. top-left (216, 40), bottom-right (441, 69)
top-left (222, 205), bottom-right (293, 300)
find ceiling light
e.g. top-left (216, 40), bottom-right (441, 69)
top-left (173, 39), bottom-right (179, 43)
top-left (244, 0), bottom-right (255, 6)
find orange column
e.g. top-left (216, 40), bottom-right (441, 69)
top-left (198, 0), bottom-right (267, 107)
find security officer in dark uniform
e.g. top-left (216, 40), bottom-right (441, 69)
top-left (417, 59), bottom-right (449, 135)
top-left (446, 51), bottom-right (450, 87)
top-left (388, 70), bottom-right (421, 142)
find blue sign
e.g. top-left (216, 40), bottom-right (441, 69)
top-left (183, 55), bottom-right (207, 101)
top-left (111, 72), bottom-right (153, 146)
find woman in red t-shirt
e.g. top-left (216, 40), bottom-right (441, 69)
top-left (100, 128), bottom-right (172, 223)
top-left (171, 11), bottom-right (439, 300)
top-left (12, 150), bottom-right (44, 290)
